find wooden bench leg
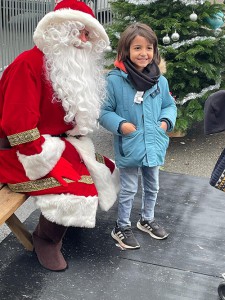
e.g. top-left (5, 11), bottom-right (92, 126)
top-left (5, 213), bottom-right (34, 251)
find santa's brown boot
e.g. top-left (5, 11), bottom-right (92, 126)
top-left (33, 214), bottom-right (68, 271)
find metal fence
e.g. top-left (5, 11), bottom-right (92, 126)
top-left (0, 0), bottom-right (112, 73)
top-left (85, 0), bottom-right (112, 25)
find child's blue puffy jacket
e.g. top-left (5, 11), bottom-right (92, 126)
top-left (99, 68), bottom-right (177, 168)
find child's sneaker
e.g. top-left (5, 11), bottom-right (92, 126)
top-left (137, 218), bottom-right (169, 240)
top-left (111, 224), bottom-right (140, 249)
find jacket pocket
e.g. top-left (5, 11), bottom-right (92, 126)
top-left (155, 125), bottom-right (169, 153)
top-left (119, 130), bottom-right (146, 163)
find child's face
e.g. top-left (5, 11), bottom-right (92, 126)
top-left (129, 35), bottom-right (154, 72)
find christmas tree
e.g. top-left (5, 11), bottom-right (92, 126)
top-left (106, 0), bottom-right (225, 134)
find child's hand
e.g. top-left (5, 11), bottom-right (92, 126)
top-left (121, 122), bottom-right (136, 135)
top-left (160, 121), bottom-right (168, 132)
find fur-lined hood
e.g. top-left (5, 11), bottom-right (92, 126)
top-left (158, 58), bottom-right (166, 74)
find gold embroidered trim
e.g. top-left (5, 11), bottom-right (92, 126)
top-left (7, 128), bottom-right (40, 146)
top-left (95, 153), bottom-right (105, 164)
top-left (8, 175), bottom-right (93, 193)
top-left (79, 175), bottom-right (94, 184)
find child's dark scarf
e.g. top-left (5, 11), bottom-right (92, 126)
top-left (123, 58), bottom-right (160, 92)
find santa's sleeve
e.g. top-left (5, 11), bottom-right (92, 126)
top-left (1, 60), bottom-right (65, 180)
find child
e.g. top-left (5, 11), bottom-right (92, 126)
top-left (99, 23), bottom-right (177, 249)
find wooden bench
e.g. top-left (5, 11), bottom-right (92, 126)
top-left (0, 184), bottom-right (33, 251)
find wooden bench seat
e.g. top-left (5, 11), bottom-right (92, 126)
top-left (0, 184), bottom-right (33, 251)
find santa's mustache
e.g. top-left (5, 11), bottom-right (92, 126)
top-left (72, 38), bottom-right (92, 50)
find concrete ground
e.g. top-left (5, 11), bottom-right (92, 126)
top-left (1, 170), bottom-right (225, 300)
top-left (163, 122), bottom-right (225, 178)
top-left (0, 121), bottom-right (224, 241)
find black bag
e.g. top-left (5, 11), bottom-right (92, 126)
top-left (204, 90), bottom-right (225, 135)
top-left (210, 148), bottom-right (225, 192)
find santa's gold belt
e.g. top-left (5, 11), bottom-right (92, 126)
top-left (8, 175), bottom-right (93, 193)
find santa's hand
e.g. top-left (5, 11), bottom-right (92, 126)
top-left (49, 157), bottom-right (81, 187)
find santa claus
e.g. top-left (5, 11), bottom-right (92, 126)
top-left (0, 0), bottom-right (119, 271)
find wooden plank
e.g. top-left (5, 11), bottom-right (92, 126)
top-left (0, 185), bottom-right (33, 251)
top-left (5, 214), bottom-right (33, 251)
top-left (0, 186), bottom-right (28, 225)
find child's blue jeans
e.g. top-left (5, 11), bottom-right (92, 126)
top-left (117, 166), bottom-right (159, 229)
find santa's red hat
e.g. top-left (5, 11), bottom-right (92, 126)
top-left (33, 0), bottom-right (109, 50)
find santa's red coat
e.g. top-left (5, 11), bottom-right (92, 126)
top-left (0, 46), bottom-right (119, 227)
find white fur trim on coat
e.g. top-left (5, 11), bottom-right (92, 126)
top-left (159, 58), bottom-right (166, 74)
top-left (33, 10), bottom-right (109, 51)
top-left (66, 136), bottom-right (119, 211)
top-left (17, 135), bottom-right (65, 180)
top-left (34, 193), bottom-right (98, 228)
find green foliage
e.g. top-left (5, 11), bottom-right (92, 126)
top-left (106, 0), bottom-right (225, 133)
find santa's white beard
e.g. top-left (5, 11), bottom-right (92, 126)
top-left (44, 42), bottom-right (106, 135)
